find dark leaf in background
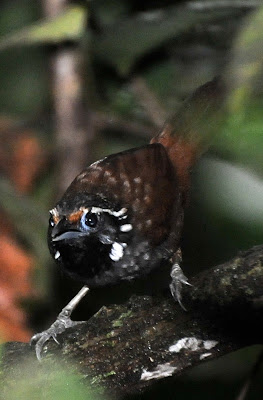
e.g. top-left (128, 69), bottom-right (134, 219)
top-left (92, 5), bottom-right (247, 76)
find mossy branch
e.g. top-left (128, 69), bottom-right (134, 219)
top-left (2, 245), bottom-right (263, 397)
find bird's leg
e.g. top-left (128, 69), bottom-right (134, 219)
top-left (30, 285), bottom-right (90, 361)
top-left (169, 248), bottom-right (191, 310)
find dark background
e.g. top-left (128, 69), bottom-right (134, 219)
top-left (0, 0), bottom-right (263, 398)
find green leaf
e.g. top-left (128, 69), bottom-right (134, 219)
top-left (217, 100), bottom-right (263, 174)
top-left (226, 5), bottom-right (263, 112)
top-left (218, 6), bottom-right (263, 172)
top-left (92, 5), bottom-right (241, 76)
top-left (0, 5), bottom-right (87, 52)
top-left (2, 358), bottom-right (102, 400)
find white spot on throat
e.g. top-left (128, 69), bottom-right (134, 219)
top-left (109, 242), bottom-right (127, 262)
top-left (120, 224), bottom-right (133, 232)
top-left (141, 363), bottom-right (177, 381)
top-left (169, 337), bottom-right (218, 353)
top-left (54, 251), bottom-right (60, 260)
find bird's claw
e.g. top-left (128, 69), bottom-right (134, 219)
top-left (30, 310), bottom-right (84, 361)
top-left (30, 330), bottom-right (59, 361)
top-left (169, 262), bottom-right (192, 310)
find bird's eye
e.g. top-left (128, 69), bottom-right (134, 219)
top-left (81, 211), bottom-right (98, 230)
top-left (85, 212), bottom-right (98, 227)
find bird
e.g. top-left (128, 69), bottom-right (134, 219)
top-left (31, 77), bottom-right (224, 360)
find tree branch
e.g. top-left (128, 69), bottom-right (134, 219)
top-left (2, 245), bottom-right (263, 397)
top-left (43, 0), bottom-right (94, 196)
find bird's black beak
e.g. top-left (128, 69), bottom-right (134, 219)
top-left (51, 218), bottom-right (85, 242)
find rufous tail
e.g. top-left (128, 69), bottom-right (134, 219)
top-left (151, 77), bottom-right (225, 192)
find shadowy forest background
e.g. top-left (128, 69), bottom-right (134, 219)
top-left (0, 0), bottom-right (263, 399)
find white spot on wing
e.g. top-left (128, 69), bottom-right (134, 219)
top-left (120, 224), bottom-right (133, 232)
top-left (108, 176), bottom-right (117, 184)
top-left (54, 251), bottom-right (60, 260)
top-left (76, 172), bottom-right (87, 180)
top-left (141, 363), bottom-right (177, 381)
top-left (110, 242), bottom-right (125, 262)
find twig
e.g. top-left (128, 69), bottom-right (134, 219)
top-left (42, 0), bottom-right (93, 196)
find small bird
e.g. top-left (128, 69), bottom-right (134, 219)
top-left (31, 78), bottom-right (224, 360)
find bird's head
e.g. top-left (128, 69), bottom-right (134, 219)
top-left (47, 143), bottom-right (180, 287)
top-left (48, 194), bottom-right (133, 286)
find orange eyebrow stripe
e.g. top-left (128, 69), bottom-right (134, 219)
top-left (67, 210), bottom-right (83, 224)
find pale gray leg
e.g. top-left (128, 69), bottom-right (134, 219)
top-left (30, 285), bottom-right (90, 361)
top-left (169, 249), bottom-right (191, 310)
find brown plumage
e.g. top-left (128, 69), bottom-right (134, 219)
top-left (31, 77), bottom-right (225, 360)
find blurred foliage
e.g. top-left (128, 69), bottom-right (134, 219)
top-left (0, 5), bottom-right (87, 51)
top-left (0, 178), bottom-right (47, 262)
top-left (0, 0), bottom-right (263, 398)
top-left (226, 4), bottom-right (263, 112)
top-left (217, 5), bottom-right (263, 172)
top-left (0, 355), bottom-right (104, 400)
top-left (91, 5), bottom-right (237, 76)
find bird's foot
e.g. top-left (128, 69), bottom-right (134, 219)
top-left (169, 250), bottom-right (192, 310)
top-left (30, 308), bottom-right (84, 361)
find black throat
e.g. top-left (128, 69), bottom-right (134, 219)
top-left (48, 234), bottom-right (113, 285)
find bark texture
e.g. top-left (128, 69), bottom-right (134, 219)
top-left (1, 245), bottom-right (263, 397)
